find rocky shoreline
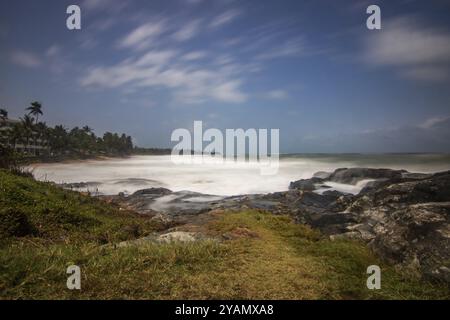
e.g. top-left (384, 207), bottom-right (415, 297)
top-left (98, 167), bottom-right (450, 284)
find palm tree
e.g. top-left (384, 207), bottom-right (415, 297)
top-left (9, 123), bottom-right (24, 149)
top-left (20, 115), bottom-right (34, 153)
top-left (35, 122), bottom-right (49, 154)
top-left (26, 101), bottom-right (43, 124)
top-left (82, 125), bottom-right (92, 134)
top-left (50, 125), bottom-right (68, 154)
top-left (0, 108), bottom-right (7, 121)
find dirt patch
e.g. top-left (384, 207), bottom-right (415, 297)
top-left (222, 227), bottom-right (260, 240)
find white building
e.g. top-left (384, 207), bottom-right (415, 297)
top-left (0, 118), bottom-right (49, 155)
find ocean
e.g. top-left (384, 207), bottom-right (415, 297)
top-left (30, 154), bottom-right (450, 196)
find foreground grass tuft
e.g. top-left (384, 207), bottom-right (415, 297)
top-left (0, 169), bottom-right (163, 244)
top-left (0, 170), bottom-right (448, 299)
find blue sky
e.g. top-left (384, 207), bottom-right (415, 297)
top-left (1, 0), bottom-right (450, 153)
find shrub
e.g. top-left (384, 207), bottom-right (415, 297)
top-left (0, 208), bottom-right (35, 238)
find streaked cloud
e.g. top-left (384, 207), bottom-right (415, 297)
top-left (210, 80), bottom-right (247, 103)
top-left (364, 17), bottom-right (450, 66)
top-left (46, 44), bottom-right (61, 57)
top-left (172, 19), bottom-right (202, 42)
top-left (80, 49), bottom-right (247, 104)
top-left (10, 50), bottom-right (41, 68)
top-left (267, 90), bottom-right (288, 99)
top-left (209, 9), bottom-right (241, 29)
top-left (256, 38), bottom-right (305, 60)
top-left (419, 116), bottom-right (450, 129)
top-left (118, 21), bottom-right (167, 51)
top-left (181, 51), bottom-right (208, 61)
top-left (363, 17), bottom-right (450, 82)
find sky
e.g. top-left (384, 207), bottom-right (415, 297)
top-left (1, 0), bottom-right (450, 153)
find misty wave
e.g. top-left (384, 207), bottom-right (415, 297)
top-left (30, 154), bottom-right (450, 196)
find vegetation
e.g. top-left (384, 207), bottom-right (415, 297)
top-left (0, 103), bottom-right (134, 159)
top-left (1, 170), bottom-right (448, 299)
top-left (0, 170), bottom-right (166, 243)
top-left (133, 147), bottom-right (172, 155)
top-left (0, 108), bottom-right (7, 121)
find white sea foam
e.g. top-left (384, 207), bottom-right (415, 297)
top-left (30, 154), bottom-right (450, 196)
top-left (315, 179), bottom-right (376, 195)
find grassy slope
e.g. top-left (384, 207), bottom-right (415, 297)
top-left (0, 170), bottom-right (449, 299)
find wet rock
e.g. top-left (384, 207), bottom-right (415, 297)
top-left (289, 177), bottom-right (323, 191)
top-left (313, 171), bottom-right (332, 179)
top-left (132, 187), bottom-right (172, 196)
top-left (306, 212), bottom-right (357, 235)
top-left (346, 172), bottom-right (450, 282)
top-left (58, 181), bottom-right (100, 189)
top-left (328, 167), bottom-right (406, 185)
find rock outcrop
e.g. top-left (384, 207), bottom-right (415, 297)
top-left (342, 170), bottom-right (450, 282)
top-left (289, 168), bottom-right (450, 283)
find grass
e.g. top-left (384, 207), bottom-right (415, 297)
top-left (0, 170), bottom-right (449, 299)
top-left (0, 169), bottom-right (165, 244)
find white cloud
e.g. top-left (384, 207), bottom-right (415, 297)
top-left (135, 50), bottom-right (177, 66)
top-left (364, 18), bottom-right (450, 66)
top-left (214, 54), bottom-right (234, 65)
top-left (118, 21), bottom-right (167, 50)
top-left (363, 17), bottom-right (450, 83)
top-left (209, 9), bottom-right (241, 29)
top-left (256, 39), bottom-right (305, 60)
top-left (46, 45), bottom-right (61, 57)
top-left (267, 90), bottom-right (288, 99)
top-left (211, 80), bottom-right (247, 103)
top-left (419, 116), bottom-right (450, 129)
top-left (172, 19), bottom-right (201, 41)
top-left (10, 50), bottom-right (41, 68)
top-left (80, 49), bottom-right (247, 104)
top-left (181, 51), bottom-right (208, 61)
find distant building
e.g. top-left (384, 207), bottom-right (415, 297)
top-left (0, 118), bottom-right (49, 155)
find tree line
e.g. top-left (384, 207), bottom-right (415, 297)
top-left (0, 102), bottom-right (133, 157)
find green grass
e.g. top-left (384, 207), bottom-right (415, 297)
top-left (0, 170), bottom-right (448, 299)
top-left (0, 169), bottom-right (165, 244)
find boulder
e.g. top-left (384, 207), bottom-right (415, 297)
top-left (313, 171), bottom-right (332, 179)
top-left (343, 172), bottom-right (450, 282)
top-left (328, 168), bottom-right (406, 185)
top-left (132, 187), bottom-right (172, 196)
top-left (289, 177), bottom-right (323, 191)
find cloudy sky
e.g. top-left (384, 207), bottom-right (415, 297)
top-left (1, 0), bottom-right (450, 153)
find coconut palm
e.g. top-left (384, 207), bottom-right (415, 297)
top-left (50, 125), bottom-right (68, 154)
top-left (35, 122), bottom-right (49, 153)
top-left (9, 123), bottom-right (24, 149)
top-left (26, 101), bottom-right (43, 124)
top-left (82, 125), bottom-right (92, 133)
top-left (20, 115), bottom-right (35, 153)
